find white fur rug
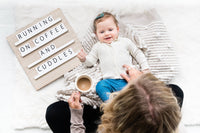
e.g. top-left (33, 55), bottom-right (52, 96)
top-left (10, 0), bottom-right (200, 130)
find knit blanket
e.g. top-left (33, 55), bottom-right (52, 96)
top-left (56, 8), bottom-right (178, 108)
top-left (12, 2), bottom-right (200, 130)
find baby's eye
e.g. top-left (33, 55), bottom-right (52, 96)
top-left (100, 31), bottom-right (104, 34)
top-left (109, 29), bottom-right (113, 31)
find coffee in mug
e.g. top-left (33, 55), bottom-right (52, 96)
top-left (75, 74), bottom-right (93, 93)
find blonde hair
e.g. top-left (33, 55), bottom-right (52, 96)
top-left (93, 12), bottom-right (118, 32)
top-left (98, 73), bottom-right (181, 133)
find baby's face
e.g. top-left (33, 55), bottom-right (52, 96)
top-left (96, 17), bottom-right (119, 44)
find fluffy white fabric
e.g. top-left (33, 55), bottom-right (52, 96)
top-left (56, 8), bottom-right (179, 111)
top-left (12, 1), bottom-right (200, 130)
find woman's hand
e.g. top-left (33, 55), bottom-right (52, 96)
top-left (68, 91), bottom-right (82, 109)
top-left (77, 49), bottom-right (87, 62)
top-left (120, 64), bottom-right (143, 82)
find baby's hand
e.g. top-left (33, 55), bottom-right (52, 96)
top-left (77, 49), bottom-right (87, 62)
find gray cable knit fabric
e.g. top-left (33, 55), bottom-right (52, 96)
top-left (56, 8), bottom-right (178, 107)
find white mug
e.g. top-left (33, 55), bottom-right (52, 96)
top-left (75, 74), bottom-right (93, 93)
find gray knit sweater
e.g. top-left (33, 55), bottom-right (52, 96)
top-left (70, 108), bottom-right (86, 133)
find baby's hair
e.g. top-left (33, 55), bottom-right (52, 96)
top-left (93, 12), bottom-right (118, 32)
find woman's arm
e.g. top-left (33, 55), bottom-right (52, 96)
top-left (70, 108), bottom-right (85, 133)
top-left (68, 92), bottom-right (86, 133)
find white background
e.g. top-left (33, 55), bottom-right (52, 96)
top-left (0, 0), bottom-right (200, 132)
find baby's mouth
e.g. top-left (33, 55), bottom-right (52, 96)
top-left (105, 37), bottom-right (112, 40)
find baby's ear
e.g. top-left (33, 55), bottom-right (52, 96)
top-left (95, 32), bottom-right (98, 38)
top-left (117, 26), bottom-right (119, 32)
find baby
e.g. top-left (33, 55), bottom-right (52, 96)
top-left (77, 12), bottom-right (149, 102)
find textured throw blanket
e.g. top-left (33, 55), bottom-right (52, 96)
top-left (56, 8), bottom-right (178, 108)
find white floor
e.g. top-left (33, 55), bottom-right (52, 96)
top-left (0, 0), bottom-right (200, 133)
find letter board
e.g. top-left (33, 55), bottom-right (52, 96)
top-left (7, 8), bottom-right (82, 90)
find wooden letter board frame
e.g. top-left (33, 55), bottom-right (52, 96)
top-left (7, 8), bottom-right (81, 90)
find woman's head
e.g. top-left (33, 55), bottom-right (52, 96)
top-left (98, 73), bottom-right (181, 133)
top-left (93, 12), bottom-right (119, 44)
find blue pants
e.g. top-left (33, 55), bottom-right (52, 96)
top-left (96, 79), bottom-right (127, 102)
